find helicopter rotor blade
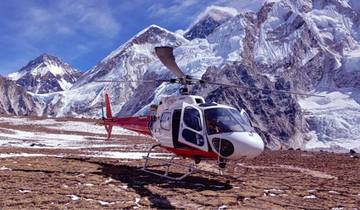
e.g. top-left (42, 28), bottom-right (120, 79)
top-left (93, 79), bottom-right (169, 83)
top-left (198, 80), bottom-right (324, 97)
top-left (155, 47), bottom-right (186, 79)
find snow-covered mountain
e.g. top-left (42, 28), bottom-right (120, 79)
top-left (118, 1), bottom-right (360, 150)
top-left (184, 6), bottom-right (238, 40)
top-left (0, 76), bottom-right (43, 115)
top-left (248, 0), bottom-right (360, 150)
top-left (8, 54), bottom-right (81, 94)
top-left (38, 25), bottom-right (189, 117)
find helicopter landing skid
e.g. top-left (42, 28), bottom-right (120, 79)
top-left (141, 144), bottom-right (196, 181)
top-left (140, 144), bottom-right (234, 181)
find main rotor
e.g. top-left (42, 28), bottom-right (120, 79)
top-left (154, 46), bottom-right (323, 97)
top-left (96, 46), bottom-right (324, 98)
top-left (155, 46), bottom-right (200, 95)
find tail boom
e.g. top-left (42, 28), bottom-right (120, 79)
top-left (102, 93), bottom-right (153, 138)
top-left (103, 116), bottom-right (153, 137)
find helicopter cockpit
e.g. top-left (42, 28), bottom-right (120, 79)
top-left (152, 95), bottom-right (264, 160)
top-left (171, 101), bottom-right (264, 160)
top-left (200, 105), bottom-right (263, 160)
top-left (204, 107), bottom-right (254, 135)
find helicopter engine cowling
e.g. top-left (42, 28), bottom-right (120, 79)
top-left (209, 132), bottom-right (264, 160)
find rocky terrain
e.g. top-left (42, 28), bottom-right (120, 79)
top-left (0, 115), bottom-right (359, 209)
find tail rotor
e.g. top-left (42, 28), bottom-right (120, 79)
top-left (103, 92), bottom-right (113, 139)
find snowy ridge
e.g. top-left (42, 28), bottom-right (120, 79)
top-left (184, 6), bottom-right (238, 40)
top-left (102, 24), bottom-right (186, 63)
top-left (8, 54), bottom-right (81, 94)
top-left (188, 5), bottom-right (238, 29)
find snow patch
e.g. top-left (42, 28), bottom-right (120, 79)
top-left (218, 205), bottom-right (227, 210)
top-left (0, 166), bottom-right (11, 171)
top-left (0, 116), bottom-right (140, 150)
top-left (67, 195), bottom-right (80, 201)
top-left (98, 200), bottom-right (111, 206)
top-left (19, 189), bottom-right (31, 193)
top-left (303, 194), bottom-right (317, 199)
top-left (0, 153), bottom-right (53, 158)
top-left (133, 197), bottom-right (141, 208)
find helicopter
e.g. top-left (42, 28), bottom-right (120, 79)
top-left (99, 46), bottom-right (321, 180)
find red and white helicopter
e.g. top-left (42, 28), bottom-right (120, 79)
top-left (99, 47), bottom-right (319, 180)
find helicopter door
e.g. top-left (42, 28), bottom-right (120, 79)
top-left (178, 103), bottom-right (208, 151)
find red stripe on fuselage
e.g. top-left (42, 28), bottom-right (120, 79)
top-left (103, 116), bottom-right (218, 160)
top-left (161, 146), bottom-right (218, 159)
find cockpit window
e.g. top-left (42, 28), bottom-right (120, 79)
top-left (229, 109), bottom-right (252, 127)
top-left (204, 108), bottom-right (253, 135)
top-left (183, 107), bottom-right (202, 131)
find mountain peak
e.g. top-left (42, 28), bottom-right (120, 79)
top-left (97, 24), bottom-right (187, 65)
top-left (184, 6), bottom-right (238, 40)
top-left (35, 53), bottom-right (71, 67)
top-left (131, 24), bottom-right (183, 44)
top-left (197, 6), bottom-right (238, 23)
top-left (38, 53), bottom-right (58, 61)
top-left (8, 54), bottom-right (81, 94)
top-left (20, 53), bottom-right (64, 73)
top-left (140, 24), bottom-right (166, 33)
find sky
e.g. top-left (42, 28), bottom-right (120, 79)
top-left (0, 0), bottom-right (265, 75)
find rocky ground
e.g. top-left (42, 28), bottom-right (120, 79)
top-left (0, 116), bottom-right (359, 209)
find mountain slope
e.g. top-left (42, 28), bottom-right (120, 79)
top-left (118, 0), bottom-right (360, 150)
top-left (8, 54), bottom-right (81, 94)
top-left (203, 0), bottom-right (360, 150)
top-left (40, 25), bottom-right (188, 117)
top-left (0, 77), bottom-right (43, 115)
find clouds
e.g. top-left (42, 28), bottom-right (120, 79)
top-left (0, 0), bottom-right (122, 74)
top-left (0, 0), bottom-right (267, 76)
top-left (148, 0), bottom-right (267, 23)
top-left (57, 0), bottom-right (121, 38)
top-left (18, 0), bottom-right (121, 40)
top-left (148, 0), bottom-right (208, 24)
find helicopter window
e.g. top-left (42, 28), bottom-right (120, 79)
top-left (229, 109), bottom-right (252, 127)
top-left (195, 98), bottom-right (204, 104)
top-left (183, 107), bottom-right (202, 131)
top-left (182, 129), bottom-right (205, 146)
top-left (204, 108), bottom-right (253, 135)
top-left (160, 112), bottom-right (171, 130)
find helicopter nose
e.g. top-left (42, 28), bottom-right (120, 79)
top-left (227, 132), bottom-right (264, 159)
